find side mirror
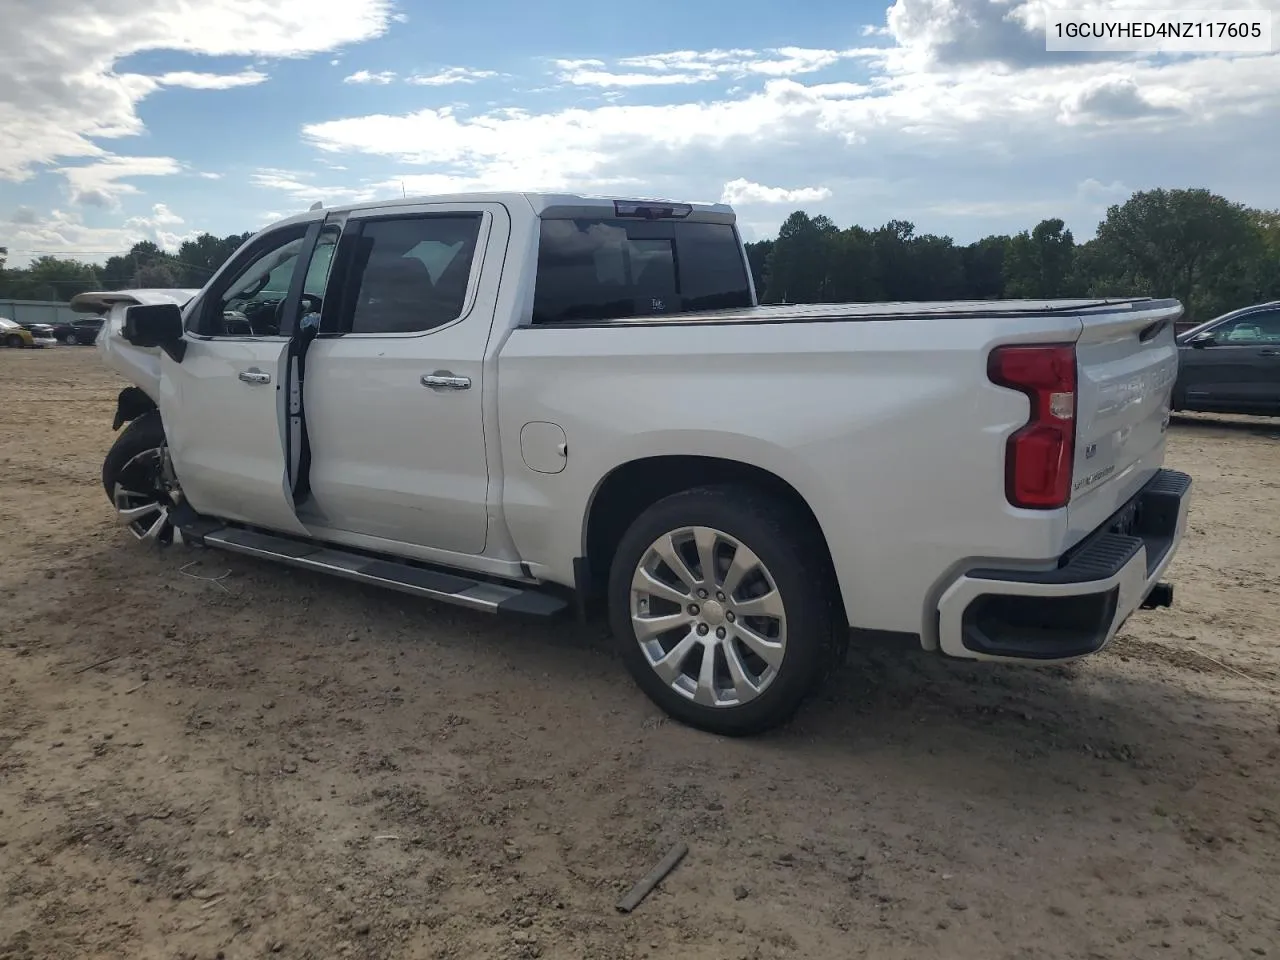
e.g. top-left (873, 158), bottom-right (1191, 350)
top-left (123, 303), bottom-right (186, 361)
top-left (1188, 332), bottom-right (1216, 349)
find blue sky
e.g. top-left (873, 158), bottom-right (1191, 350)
top-left (2, 0), bottom-right (1277, 267)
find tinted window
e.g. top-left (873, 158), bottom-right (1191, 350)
top-left (341, 214), bottom-right (482, 334)
top-left (676, 222), bottom-right (755, 311)
top-left (531, 218), bottom-right (751, 325)
top-left (1214, 310), bottom-right (1280, 343)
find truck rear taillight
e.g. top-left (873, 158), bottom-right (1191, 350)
top-left (988, 344), bottom-right (1077, 510)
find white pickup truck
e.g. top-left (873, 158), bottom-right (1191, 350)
top-left (74, 192), bottom-right (1192, 736)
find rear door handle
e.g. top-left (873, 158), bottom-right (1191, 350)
top-left (238, 370), bottom-right (271, 384)
top-left (421, 373), bottom-right (471, 390)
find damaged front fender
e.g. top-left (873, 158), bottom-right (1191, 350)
top-left (112, 386), bottom-right (158, 431)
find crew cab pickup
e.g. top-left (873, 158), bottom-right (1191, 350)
top-left (73, 192), bottom-right (1192, 736)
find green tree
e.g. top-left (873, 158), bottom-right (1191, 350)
top-left (761, 211), bottom-right (840, 303)
top-left (175, 232), bottom-right (252, 287)
top-left (2, 255), bottom-right (101, 301)
top-left (961, 236), bottom-right (1010, 300)
top-left (1093, 188), bottom-right (1263, 322)
top-left (1004, 219), bottom-right (1077, 298)
top-left (743, 239), bottom-right (773, 298)
top-left (136, 259), bottom-right (184, 288)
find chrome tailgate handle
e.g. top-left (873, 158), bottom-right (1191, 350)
top-left (238, 369), bottom-right (271, 384)
top-left (421, 373), bottom-right (471, 390)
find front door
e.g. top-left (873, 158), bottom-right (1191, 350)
top-left (159, 222), bottom-right (325, 535)
top-left (292, 202), bottom-right (507, 557)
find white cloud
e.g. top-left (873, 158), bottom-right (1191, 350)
top-left (124, 202), bottom-right (192, 249)
top-left (0, 0), bottom-right (394, 183)
top-left (250, 167), bottom-right (387, 206)
top-left (721, 179), bottom-right (832, 205)
top-left (56, 155), bottom-right (183, 208)
top-left (300, 19), bottom-right (1280, 242)
top-left (345, 69), bottom-right (397, 84)
top-left (2, 207), bottom-right (179, 265)
top-left (556, 46), bottom-right (884, 87)
top-left (406, 67), bottom-right (499, 86)
top-left (154, 69), bottom-right (269, 90)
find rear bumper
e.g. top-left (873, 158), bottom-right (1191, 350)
top-left (936, 468), bottom-right (1192, 662)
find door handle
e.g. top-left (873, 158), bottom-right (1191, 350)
top-left (421, 373), bottom-right (471, 390)
top-left (238, 370), bottom-right (271, 384)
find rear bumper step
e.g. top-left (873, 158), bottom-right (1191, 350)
top-left (179, 520), bottom-right (567, 617)
top-left (936, 468), bottom-right (1192, 662)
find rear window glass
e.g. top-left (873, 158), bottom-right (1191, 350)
top-left (531, 218), bottom-right (751, 325)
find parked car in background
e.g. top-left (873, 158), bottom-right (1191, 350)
top-left (1, 317), bottom-right (56, 347)
top-left (47, 319), bottom-right (78, 343)
top-left (59, 316), bottom-right (105, 344)
top-left (1173, 300), bottom-right (1280, 416)
top-left (13, 320), bottom-right (59, 345)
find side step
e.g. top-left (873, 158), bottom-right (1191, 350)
top-left (199, 526), bottom-right (568, 617)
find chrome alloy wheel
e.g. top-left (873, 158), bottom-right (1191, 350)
top-left (112, 446), bottom-right (180, 544)
top-left (630, 525), bottom-right (787, 708)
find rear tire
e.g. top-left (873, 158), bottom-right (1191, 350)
top-left (607, 484), bottom-right (841, 737)
top-left (4, 334), bottom-right (23, 348)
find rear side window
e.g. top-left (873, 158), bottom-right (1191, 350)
top-left (336, 214), bottom-right (483, 334)
top-left (531, 218), bottom-right (751, 325)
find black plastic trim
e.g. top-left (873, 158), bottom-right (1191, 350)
top-left (496, 591), bottom-right (573, 616)
top-left (961, 589), bottom-right (1120, 660)
top-left (968, 468), bottom-right (1190, 586)
top-left (572, 555), bottom-right (591, 623)
top-left (957, 468), bottom-right (1190, 659)
top-left (111, 386), bottom-right (158, 431)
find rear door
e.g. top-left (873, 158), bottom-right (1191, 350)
top-left (160, 221), bottom-right (324, 535)
top-left (1066, 302), bottom-right (1181, 545)
top-left (292, 201), bottom-right (508, 556)
top-left (1179, 308), bottom-right (1280, 411)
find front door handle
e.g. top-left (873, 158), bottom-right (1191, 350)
top-left (238, 369), bottom-right (271, 384)
top-left (421, 372), bottom-right (471, 390)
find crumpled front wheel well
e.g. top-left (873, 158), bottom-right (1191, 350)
top-left (112, 386), bottom-right (158, 431)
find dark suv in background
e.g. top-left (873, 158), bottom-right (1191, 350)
top-left (1173, 301), bottom-right (1280, 417)
top-left (49, 316), bottom-right (105, 344)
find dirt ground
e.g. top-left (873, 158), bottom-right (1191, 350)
top-left (2, 346), bottom-right (1279, 960)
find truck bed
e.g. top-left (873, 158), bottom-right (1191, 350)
top-left (541, 297), bottom-right (1179, 328)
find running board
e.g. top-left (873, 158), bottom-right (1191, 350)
top-left (200, 527), bottom-right (568, 617)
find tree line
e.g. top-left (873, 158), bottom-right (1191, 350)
top-left (2, 188), bottom-right (1277, 325)
top-left (744, 188), bottom-right (1278, 325)
top-left (0, 233), bottom-right (251, 302)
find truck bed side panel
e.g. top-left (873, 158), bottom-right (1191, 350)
top-left (497, 313), bottom-right (1086, 638)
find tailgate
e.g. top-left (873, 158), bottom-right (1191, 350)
top-left (1067, 301), bottom-right (1181, 546)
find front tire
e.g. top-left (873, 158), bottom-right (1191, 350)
top-left (101, 413), bottom-right (179, 544)
top-left (607, 484), bottom-right (841, 737)
top-left (4, 334), bottom-right (23, 348)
